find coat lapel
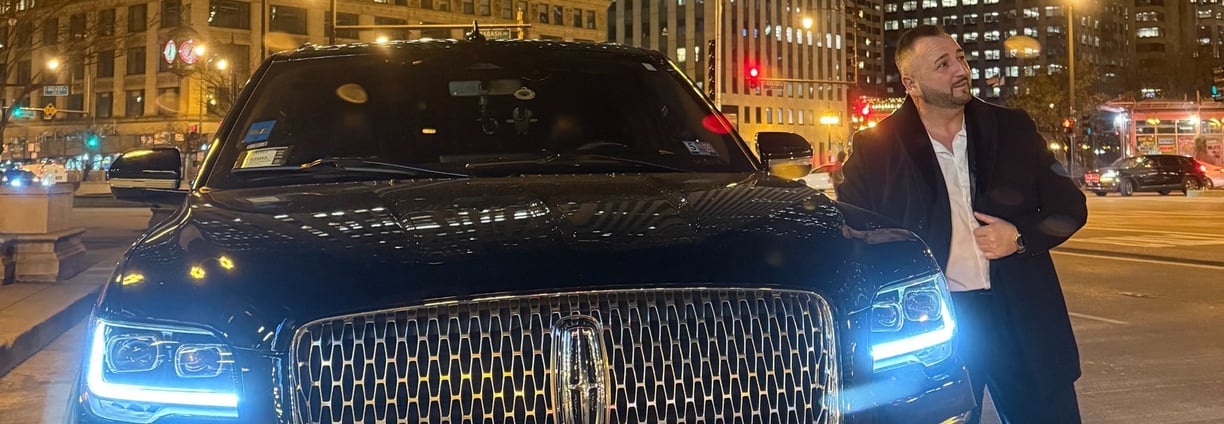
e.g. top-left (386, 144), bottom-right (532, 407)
top-left (965, 98), bottom-right (998, 207)
top-left (893, 98), bottom-right (944, 200)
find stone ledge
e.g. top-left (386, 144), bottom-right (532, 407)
top-left (2, 228), bottom-right (88, 284)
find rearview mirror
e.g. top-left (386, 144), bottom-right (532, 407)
top-left (106, 147), bottom-right (188, 207)
top-left (755, 132), bottom-right (813, 180)
top-left (448, 79), bottom-right (524, 97)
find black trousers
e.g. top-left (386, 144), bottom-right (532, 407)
top-left (951, 290), bottom-right (1082, 424)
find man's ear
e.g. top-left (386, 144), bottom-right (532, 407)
top-left (901, 74), bottom-right (918, 97)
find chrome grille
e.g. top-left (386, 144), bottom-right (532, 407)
top-left (290, 289), bottom-right (839, 423)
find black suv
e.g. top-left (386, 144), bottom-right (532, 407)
top-left (80, 38), bottom-right (973, 423)
top-left (1084, 154), bottom-right (1211, 196)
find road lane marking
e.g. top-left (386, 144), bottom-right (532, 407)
top-left (1080, 226), bottom-right (1224, 238)
top-left (1070, 234), bottom-right (1224, 248)
top-left (1067, 312), bottom-right (1129, 325)
top-left (1052, 250), bottom-right (1224, 271)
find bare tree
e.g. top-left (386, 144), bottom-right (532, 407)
top-left (0, 0), bottom-right (160, 157)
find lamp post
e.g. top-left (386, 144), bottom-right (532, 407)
top-left (820, 115), bottom-right (840, 164)
top-left (1067, 0), bottom-right (1076, 177)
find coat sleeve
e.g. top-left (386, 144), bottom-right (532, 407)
top-left (836, 131), bottom-right (873, 212)
top-left (1010, 111), bottom-right (1088, 255)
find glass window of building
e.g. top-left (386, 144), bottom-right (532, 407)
top-left (97, 50), bottom-right (116, 78)
top-left (162, 0), bottom-right (182, 28)
top-left (128, 3), bottom-right (148, 33)
top-left (1137, 27), bottom-right (1162, 38)
top-left (42, 18), bottom-right (57, 46)
top-left (586, 11), bottom-right (595, 29)
top-left (126, 47), bottom-right (146, 75)
top-left (69, 14), bottom-right (86, 40)
top-left (125, 90), bottom-right (144, 117)
top-left (209, 1), bottom-right (251, 29)
top-left (270, 6), bottom-right (307, 35)
top-left (99, 8), bottom-right (116, 36)
top-left (96, 92), bottom-right (113, 118)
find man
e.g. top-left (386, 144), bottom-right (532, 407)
top-left (836, 25), bottom-right (1087, 423)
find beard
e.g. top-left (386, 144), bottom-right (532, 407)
top-left (918, 78), bottom-right (972, 109)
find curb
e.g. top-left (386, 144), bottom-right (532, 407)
top-left (0, 263), bottom-right (113, 378)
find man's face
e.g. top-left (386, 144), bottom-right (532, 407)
top-left (902, 35), bottom-right (972, 109)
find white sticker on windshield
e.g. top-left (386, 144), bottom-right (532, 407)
top-left (642, 63), bottom-right (657, 71)
top-left (237, 147), bottom-right (289, 168)
top-left (682, 140), bottom-right (720, 157)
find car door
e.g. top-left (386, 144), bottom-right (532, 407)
top-left (1132, 156), bottom-right (1162, 189)
top-left (1154, 156), bottom-right (1183, 189)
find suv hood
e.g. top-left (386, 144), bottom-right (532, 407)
top-left (99, 173), bottom-right (936, 349)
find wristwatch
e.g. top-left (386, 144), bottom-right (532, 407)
top-left (1014, 232), bottom-right (1027, 254)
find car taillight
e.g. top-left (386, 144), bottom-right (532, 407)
top-left (1201, 165), bottom-right (1208, 173)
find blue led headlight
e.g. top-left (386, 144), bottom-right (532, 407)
top-left (869, 274), bottom-right (957, 372)
top-left (84, 318), bottom-right (240, 423)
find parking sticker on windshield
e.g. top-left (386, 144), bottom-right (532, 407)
top-left (237, 147), bottom-right (289, 168)
top-left (243, 120), bottom-right (277, 143)
top-left (682, 140), bottom-right (720, 157)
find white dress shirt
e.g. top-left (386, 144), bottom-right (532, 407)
top-left (929, 121), bottom-right (992, 292)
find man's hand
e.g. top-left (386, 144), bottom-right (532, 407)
top-left (973, 212), bottom-right (1020, 260)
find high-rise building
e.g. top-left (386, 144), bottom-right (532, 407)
top-left (1192, 0), bottom-right (1224, 63)
top-left (846, 0), bottom-right (885, 98)
top-left (608, 0), bottom-right (852, 162)
top-left (883, 0), bottom-right (1127, 103)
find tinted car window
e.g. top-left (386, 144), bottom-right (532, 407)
top-left (207, 48), bottom-right (755, 188)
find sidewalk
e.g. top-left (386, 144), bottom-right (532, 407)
top-left (0, 207), bottom-right (150, 378)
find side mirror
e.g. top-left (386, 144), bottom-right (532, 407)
top-left (106, 147), bottom-right (188, 206)
top-left (755, 132), bottom-right (813, 180)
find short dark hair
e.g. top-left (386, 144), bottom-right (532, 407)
top-left (894, 24), bottom-right (948, 75)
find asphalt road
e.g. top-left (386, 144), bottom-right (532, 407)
top-left (3, 194), bottom-right (1221, 423)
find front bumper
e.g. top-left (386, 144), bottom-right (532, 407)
top-left (1084, 178), bottom-right (1118, 192)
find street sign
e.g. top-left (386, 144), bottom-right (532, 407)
top-left (42, 85), bottom-right (69, 97)
top-left (42, 104), bottom-right (57, 118)
top-left (481, 28), bottom-right (515, 39)
top-left (763, 80), bottom-right (786, 91)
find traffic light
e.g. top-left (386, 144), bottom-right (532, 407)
top-left (1213, 66), bottom-right (1223, 102)
top-left (11, 106), bottom-right (22, 118)
top-left (1062, 117), bottom-right (1074, 134)
top-left (85, 133), bottom-right (99, 149)
top-left (747, 66), bottom-right (760, 90)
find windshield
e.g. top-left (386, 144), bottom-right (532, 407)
top-left (204, 46), bottom-right (757, 188)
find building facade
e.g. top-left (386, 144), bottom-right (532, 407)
top-left (608, 0), bottom-right (853, 163)
top-left (847, 0), bottom-right (884, 98)
top-left (1, 0), bottom-right (607, 165)
top-left (882, 0), bottom-right (1128, 103)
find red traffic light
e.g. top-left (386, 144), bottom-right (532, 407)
top-left (1062, 118), bottom-right (1073, 128)
top-left (748, 67), bottom-right (759, 78)
top-left (859, 104), bottom-right (872, 117)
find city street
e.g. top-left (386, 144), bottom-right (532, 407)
top-left (1, 194), bottom-right (1221, 423)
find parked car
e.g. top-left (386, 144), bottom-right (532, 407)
top-left (800, 163), bottom-right (838, 191)
top-left (1, 168), bottom-right (38, 187)
top-left (1203, 162), bottom-right (1224, 189)
top-left (71, 37), bottom-right (974, 424)
top-left (1083, 154), bottom-right (1210, 196)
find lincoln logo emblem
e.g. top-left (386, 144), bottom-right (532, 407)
top-left (551, 315), bottom-right (609, 424)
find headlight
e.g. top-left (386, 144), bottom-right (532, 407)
top-left (869, 274), bottom-right (956, 372)
top-left (83, 318), bottom-right (240, 423)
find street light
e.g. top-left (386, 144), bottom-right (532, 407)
top-left (820, 115), bottom-right (840, 163)
top-left (215, 59), bottom-right (228, 71)
top-left (802, 17), bottom-right (814, 30)
top-left (46, 59), bottom-right (60, 71)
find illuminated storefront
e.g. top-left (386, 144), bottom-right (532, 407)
top-left (1109, 101), bottom-right (1224, 166)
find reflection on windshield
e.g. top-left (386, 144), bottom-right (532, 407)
top-left (210, 46), bottom-right (754, 188)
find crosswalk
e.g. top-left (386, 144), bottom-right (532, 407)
top-left (1069, 232), bottom-right (1224, 248)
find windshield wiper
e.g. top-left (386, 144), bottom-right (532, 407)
top-left (464, 152), bottom-right (692, 173)
top-left (233, 157), bottom-right (470, 179)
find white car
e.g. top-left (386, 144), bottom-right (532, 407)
top-left (800, 164), bottom-right (837, 191)
top-left (1204, 164), bottom-right (1224, 189)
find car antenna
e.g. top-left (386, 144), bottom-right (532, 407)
top-left (466, 21), bottom-right (486, 41)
